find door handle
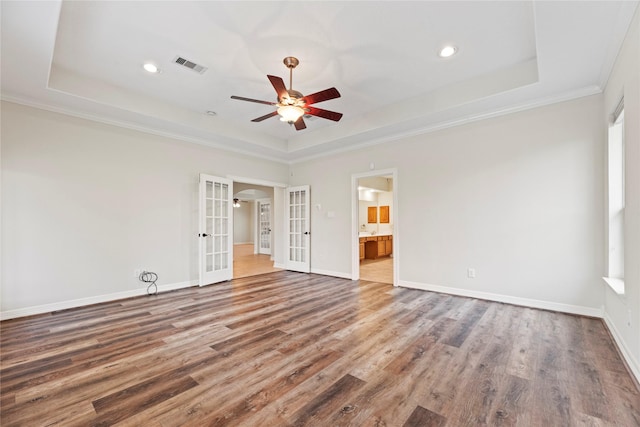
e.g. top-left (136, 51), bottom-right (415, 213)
top-left (198, 233), bottom-right (210, 237)
top-left (304, 231), bottom-right (310, 235)
top-left (268, 228), bottom-right (272, 232)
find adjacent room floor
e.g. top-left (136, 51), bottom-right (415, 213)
top-left (359, 256), bottom-right (393, 284)
top-left (233, 243), bottom-right (282, 279)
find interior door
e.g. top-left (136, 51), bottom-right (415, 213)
top-left (286, 185), bottom-right (310, 273)
top-left (257, 198), bottom-right (272, 255)
top-left (199, 174), bottom-right (233, 286)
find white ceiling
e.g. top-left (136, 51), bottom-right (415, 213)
top-left (1, 1), bottom-right (637, 163)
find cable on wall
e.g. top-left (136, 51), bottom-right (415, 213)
top-left (139, 271), bottom-right (158, 295)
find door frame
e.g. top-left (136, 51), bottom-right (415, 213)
top-left (351, 168), bottom-right (399, 285)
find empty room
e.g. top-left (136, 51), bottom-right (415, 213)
top-left (1, 1), bottom-right (639, 425)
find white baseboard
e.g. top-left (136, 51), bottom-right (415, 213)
top-left (310, 268), bottom-right (352, 279)
top-left (603, 312), bottom-right (640, 384)
top-left (270, 264), bottom-right (352, 280)
top-left (398, 280), bottom-right (604, 318)
top-left (0, 279), bottom-right (198, 320)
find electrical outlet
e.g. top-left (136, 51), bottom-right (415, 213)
top-left (467, 268), bottom-right (476, 278)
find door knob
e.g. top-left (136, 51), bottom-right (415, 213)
top-left (304, 231), bottom-right (310, 235)
top-left (199, 233), bottom-right (210, 237)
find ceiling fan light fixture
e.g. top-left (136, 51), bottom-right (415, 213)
top-left (277, 105), bottom-right (304, 123)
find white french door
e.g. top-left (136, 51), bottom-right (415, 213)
top-left (257, 198), bottom-right (272, 255)
top-left (198, 174), bottom-right (233, 286)
top-left (285, 185), bottom-right (310, 273)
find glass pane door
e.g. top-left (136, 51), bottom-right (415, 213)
top-left (286, 186), bottom-right (310, 273)
top-left (258, 199), bottom-right (271, 255)
top-left (199, 174), bottom-right (233, 285)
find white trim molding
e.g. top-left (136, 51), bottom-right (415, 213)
top-left (0, 279), bottom-right (198, 321)
top-left (398, 280), bottom-right (604, 318)
top-left (310, 268), bottom-right (352, 280)
top-left (604, 312), bottom-right (640, 383)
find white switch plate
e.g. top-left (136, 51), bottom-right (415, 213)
top-left (467, 268), bottom-right (476, 278)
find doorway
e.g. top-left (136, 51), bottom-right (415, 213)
top-left (351, 169), bottom-right (398, 285)
top-left (232, 181), bottom-right (282, 279)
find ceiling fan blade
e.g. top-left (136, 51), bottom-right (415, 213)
top-left (251, 111), bottom-right (279, 122)
top-left (306, 106), bottom-right (343, 122)
top-left (294, 117), bottom-right (306, 131)
top-left (303, 87), bottom-right (341, 105)
top-left (267, 75), bottom-right (288, 100)
top-left (231, 95), bottom-right (276, 106)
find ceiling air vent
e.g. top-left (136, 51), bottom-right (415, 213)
top-left (174, 56), bottom-right (208, 74)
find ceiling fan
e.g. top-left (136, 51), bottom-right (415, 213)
top-left (233, 198), bottom-right (248, 208)
top-left (231, 56), bottom-right (343, 131)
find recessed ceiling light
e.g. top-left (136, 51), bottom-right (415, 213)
top-left (206, 111), bottom-right (217, 116)
top-left (143, 63), bottom-right (159, 73)
top-left (438, 45), bottom-right (458, 58)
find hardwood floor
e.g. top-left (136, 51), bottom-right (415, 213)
top-left (359, 257), bottom-right (393, 284)
top-left (233, 243), bottom-right (282, 279)
top-left (2, 271), bottom-right (639, 426)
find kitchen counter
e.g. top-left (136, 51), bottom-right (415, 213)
top-left (359, 232), bottom-right (392, 237)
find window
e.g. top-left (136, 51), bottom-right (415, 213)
top-left (605, 99), bottom-right (625, 294)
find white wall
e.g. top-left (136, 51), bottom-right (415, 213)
top-left (358, 188), bottom-right (377, 234)
top-left (358, 190), bottom-right (393, 235)
top-left (233, 200), bottom-right (254, 244)
top-left (291, 94), bottom-right (605, 314)
top-left (1, 101), bottom-right (288, 316)
top-left (603, 7), bottom-right (640, 379)
top-left (377, 190), bottom-right (393, 235)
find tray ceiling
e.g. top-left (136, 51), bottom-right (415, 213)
top-left (1, 1), bottom-right (637, 162)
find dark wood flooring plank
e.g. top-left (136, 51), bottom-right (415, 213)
top-left (441, 299), bottom-right (490, 347)
top-left (529, 311), bottom-right (575, 426)
top-left (488, 374), bottom-right (530, 426)
top-left (91, 374), bottom-right (199, 425)
top-left (289, 374), bottom-right (366, 426)
top-left (205, 349), bottom-right (343, 426)
top-left (403, 405), bottom-right (447, 427)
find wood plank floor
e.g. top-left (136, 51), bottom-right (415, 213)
top-left (359, 257), bottom-right (393, 284)
top-left (1, 271), bottom-right (639, 426)
top-left (233, 244), bottom-right (282, 279)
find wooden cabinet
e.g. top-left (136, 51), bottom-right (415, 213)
top-left (361, 235), bottom-right (393, 260)
top-left (367, 206), bottom-right (377, 223)
top-left (379, 205), bottom-right (389, 223)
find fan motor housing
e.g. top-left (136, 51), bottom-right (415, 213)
top-left (284, 89), bottom-right (304, 103)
